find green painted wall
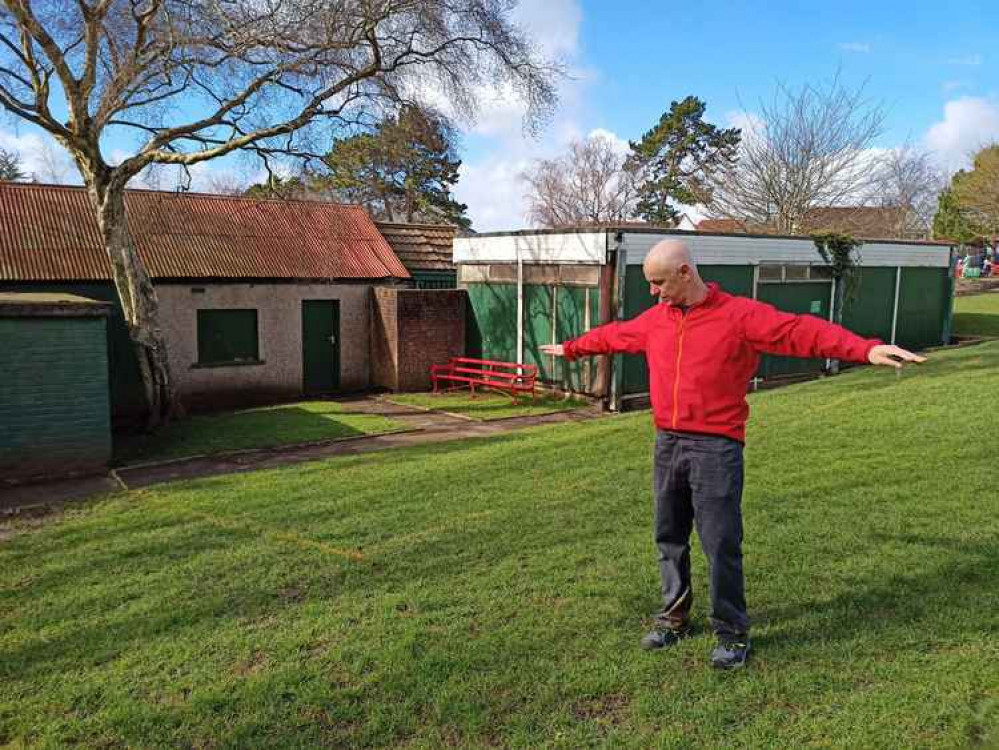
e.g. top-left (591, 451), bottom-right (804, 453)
top-left (555, 285), bottom-right (600, 391)
top-left (896, 267), bottom-right (950, 350)
top-left (0, 316), bottom-right (111, 478)
top-left (756, 282), bottom-right (832, 378)
top-left (464, 282), bottom-right (517, 362)
top-left (463, 280), bottom-right (601, 390)
top-left (523, 284), bottom-right (555, 381)
top-left (0, 283), bottom-right (144, 420)
top-left (842, 267), bottom-right (897, 342)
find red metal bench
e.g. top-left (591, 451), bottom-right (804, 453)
top-left (430, 357), bottom-right (538, 403)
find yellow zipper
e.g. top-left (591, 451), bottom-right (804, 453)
top-left (671, 313), bottom-right (686, 429)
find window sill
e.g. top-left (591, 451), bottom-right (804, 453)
top-left (191, 359), bottom-right (266, 369)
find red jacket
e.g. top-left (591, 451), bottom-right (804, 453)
top-left (563, 283), bottom-right (881, 442)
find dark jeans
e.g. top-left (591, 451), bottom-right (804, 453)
top-left (653, 429), bottom-right (749, 640)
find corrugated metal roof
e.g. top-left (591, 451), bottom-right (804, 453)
top-left (375, 221), bottom-right (456, 271)
top-left (0, 182), bottom-right (410, 282)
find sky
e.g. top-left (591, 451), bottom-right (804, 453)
top-left (2, 0), bottom-right (999, 231)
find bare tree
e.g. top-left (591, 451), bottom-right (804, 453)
top-left (707, 74), bottom-right (886, 234)
top-left (522, 134), bottom-right (639, 227)
top-left (869, 143), bottom-right (943, 239)
top-left (33, 138), bottom-right (72, 183)
top-left (0, 0), bottom-right (557, 427)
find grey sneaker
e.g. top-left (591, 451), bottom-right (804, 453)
top-left (640, 625), bottom-right (690, 651)
top-left (710, 639), bottom-right (750, 669)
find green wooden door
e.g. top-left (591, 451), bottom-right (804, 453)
top-left (302, 300), bottom-right (340, 394)
top-left (757, 282), bottom-right (832, 378)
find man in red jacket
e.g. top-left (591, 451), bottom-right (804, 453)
top-left (541, 239), bottom-right (924, 669)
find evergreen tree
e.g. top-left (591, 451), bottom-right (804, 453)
top-left (626, 96), bottom-right (740, 225)
top-left (323, 106), bottom-right (470, 228)
top-left (0, 148), bottom-right (25, 181)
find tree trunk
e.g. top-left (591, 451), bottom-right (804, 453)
top-left (90, 184), bottom-right (179, 430)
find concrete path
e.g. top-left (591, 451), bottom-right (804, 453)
top-left (0, 397), bottom-right (605, 515)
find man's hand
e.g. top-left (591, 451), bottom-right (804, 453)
top-left (868, 344), bottom-right (926, 369)
top-left (540, 344), bottom-right (565, 357)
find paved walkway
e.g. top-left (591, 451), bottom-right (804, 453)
top-left (0, 397), bottom-right (605, 515)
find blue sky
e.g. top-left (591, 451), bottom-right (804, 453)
top-left (2, 0), bottom-right (998, 230)
top-left (453, 0), bottom-right (999, 229)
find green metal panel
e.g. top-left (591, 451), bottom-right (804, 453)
top-left (842, 267), bottom-right (896, 342)
top-left (700, 265), bottom-right (755, 297)
top-left (757, 282), bottom-right (832, 378)
top-left (0, 282), bottom-right (144, 420)
top-left (554, 285), bottom-right (599, 391)
top-left (412, 270), bottom-right (457, 289)
top-left (0, 317), bottom-right (111, 476)
top-left (301, 300), bottom-right (340, 393)
top-left (622, 266), bottom-right (655, 395)
top-left (464, 283), bottom-right (517, 362)
top-left (196, 309), bottom-right (259, 364)
top-left (523, 284), bottom-right (555, 381)
top-left (895, 267), bottom-right (950, 350)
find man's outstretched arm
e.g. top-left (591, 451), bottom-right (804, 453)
top-left (541, 306), bottom-right (658, 361)
top-left (741, 300), bottom-right (927, 369)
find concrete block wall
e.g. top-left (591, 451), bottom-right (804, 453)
top-left (0, 317), bottom-right (111, 479)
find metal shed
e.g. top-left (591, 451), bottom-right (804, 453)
top-left (0, 293), bottom-right (112, 480)
top-left (454, 227), bottom-right (955, 409)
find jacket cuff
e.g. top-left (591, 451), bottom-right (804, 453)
top-left (562, 340), bottom-right (579, 362)
top-left (860, 339), bottom-right (882, 363)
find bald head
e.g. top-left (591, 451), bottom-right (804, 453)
top-left (643, 239), bottom-right (696, 277)
top-left (642, 239), bottom-right (707, 306)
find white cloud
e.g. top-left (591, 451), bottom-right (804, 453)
top-left (838, 42), bottom-right (871, 53)
top-left (925, 97), bottom-right (999, 171)
top-left (0, 128), bottom-right (78, 184)
top-left (725, 110), bottom-right (767, 147)
top-left (454, 0), bottom-right (597, 231)
top-left (947, 53), bottom-right (982, 66)
top-left (942, 80), bottom-right (968, 94)
top-left (456, 157), bottom-right (534, 229)
top-left (587, 127), bottom-right (630, 156)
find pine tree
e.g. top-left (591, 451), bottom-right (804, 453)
top-left (626, 96), bottom-right (740, 225)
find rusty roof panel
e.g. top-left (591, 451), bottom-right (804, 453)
top-left (0, 182), bottom-right (410, 282)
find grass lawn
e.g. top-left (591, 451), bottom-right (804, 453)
top-left (115, 400), bottom-right (405, 465)
top-left (386, 390), bottom-right (587, 420)
top-left (3, 344), bottom-right (998, 748)
top-left (954, 291), bottom-right (999, 337)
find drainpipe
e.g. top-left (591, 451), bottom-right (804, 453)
top-left (890, 266), bottom-right (902, 345)
top-left (516, 240), bottom-right (524, 364)
top-left (595, 240), bottom-right (616, 401)
top-left (941, 250), bottom-right (957, 345)
top-left (610, 232), bottom-right (628, 412)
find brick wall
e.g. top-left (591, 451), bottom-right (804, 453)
top-left (371, 289), bottom-right (466, 391)
top-left (0, 316), bottom-right (111, 479)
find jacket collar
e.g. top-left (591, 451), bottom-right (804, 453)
top-left (664, 282), bottom-right (721, 311)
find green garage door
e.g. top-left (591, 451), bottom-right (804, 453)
top-left (757, 282), bottom-right (832, 378)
